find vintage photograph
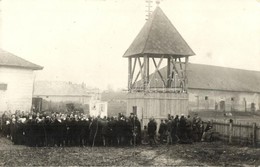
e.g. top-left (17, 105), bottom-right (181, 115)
top-left (0, 0), bottom-right (260, 166)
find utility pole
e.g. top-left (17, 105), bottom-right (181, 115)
top-left (0, 0), bottom-right (2, 48)
top-left (145, 0), bottom-right (162, 21)
top-left (145, 0), bottom-right (153, 20)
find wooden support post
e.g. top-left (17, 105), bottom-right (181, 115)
top-left (128, 58), bottom-right (132, 91)
top-left (131, 58), bottom-right (137, 84)
top-left (143, 55), bottom-right (148, 91)
top-left (152, 57), bottom-right (166, 88)
top-left (132, 63), bottom-right (144, 88)
top-left (252, 123), bottom-right (256, 147)
top-left (239, 123), bottom-right (241, 144)
top-left (184, 56), bottom-right (189, 92)
top-left (167, 57), bottom-right (171, 88)
top-left (229, 120), bottom-right (233, 144)
top-left (147, 56), bottom-right (149, 88)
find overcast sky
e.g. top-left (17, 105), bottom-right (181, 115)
top-left (1, 0), bottom-right (260, 90)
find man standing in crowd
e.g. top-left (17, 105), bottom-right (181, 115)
top-left (147, 117), bottom-right (157, 146)
top-left (158, 119), bottom-right (166, 144)
top-left (171, 115), bottom-right (179, 144)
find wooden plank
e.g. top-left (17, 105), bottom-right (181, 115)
top-left (130, 57), bottom-right (137, 87)
top-left (148, 57), bottom-right (164, 88)
top-left (167, 57), bottom-right (171, 88)
top-left (143, 55), bottom-right (148, 90)
top-left (132, 62), bottom-right (144, 88)
top-left (128, 58), bottom-right (132, 90)
top-left (253, 123), bottom-right (256, 147)
top-left (151, 57), bottom-right (166, 87)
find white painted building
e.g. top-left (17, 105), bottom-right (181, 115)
top-left (33, 81), bottom-right (100, 105)
top-left (89, 100), bottom-right (108, 118)
top-left (145, 63), bottom-right (260, 112)
top-left (0, 49), bottom-right (43, 114)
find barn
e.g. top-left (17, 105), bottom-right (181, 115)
top-left (141, 63), bottom-right (260, 113)
top-left (0, 49), bottom-right (43, 114)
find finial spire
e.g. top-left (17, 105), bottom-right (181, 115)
top-left (156, 0), bottom-right (160, 6)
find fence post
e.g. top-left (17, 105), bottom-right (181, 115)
top-left (229, 119), bottom-right (233, 144)
top-left (252, 123), bottom-right (256, 147)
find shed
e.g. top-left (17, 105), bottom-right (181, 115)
top-left (0, 49), bottom-right (43, 114)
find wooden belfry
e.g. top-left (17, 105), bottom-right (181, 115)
top-left (123, 7), bottom-right (194, 93)
top-left (123, 6), bottom-right (195, 124)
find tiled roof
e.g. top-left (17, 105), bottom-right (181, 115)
top-left (136, 63), bottom-right (260, 93)
top-left (0, 49), bottom-right (43, 70)
top-left (123, 7), bottom-right (195, 58)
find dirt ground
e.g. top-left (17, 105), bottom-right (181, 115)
top-left (0, 137), bottom-right (259, 166)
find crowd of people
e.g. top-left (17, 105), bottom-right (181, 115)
top-left (157, 114), bottom-right (213, 144)
top-left (0, 110), bottom-right (214, 147)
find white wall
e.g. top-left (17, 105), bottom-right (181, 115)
top-left (189, 89), bottom-right (260, 112)
top-left (0, 67), bottom-right (34, 114)
top-left (36, 95), bottom-right (92, 105)
top-left (89, 100), bottom-right (108, 118)
top-left (127, 92), bottom-right (189, 127)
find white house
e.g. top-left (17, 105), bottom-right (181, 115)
top-left (33, 81), bottom-right (100, 105)
top-left (89, 100), bottom-right (108, 118)
top-left (0, 49), bottom-right (43, 114)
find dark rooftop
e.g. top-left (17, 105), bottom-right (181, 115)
top-left (123, 7), bottom-right (195, 58)
top-left (136, 63), bottom-right (260, 93)
top-left (0, 49), bottom-right (43, 70)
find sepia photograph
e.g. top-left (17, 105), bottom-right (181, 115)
top-left (0, 0), bottom-right (260, 166)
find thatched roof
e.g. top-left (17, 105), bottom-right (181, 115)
top-left (123, 7), bottom-right (195, 58)
top-left (0, 49), bottom-right (43, 70)
top-left (136, 63), bottom-right (260, 93)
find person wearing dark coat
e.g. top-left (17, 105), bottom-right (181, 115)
top-left (26, 116), bottom-right (35, 147)
top-left (166, 119), bottom-right (172, 145)
top-left (158, 119), bottom-right (166, 144)
top-left (186, 115), bottom-right (193, 142)
top-left (125, 118), bottom-right (133, 145)
top-left (101, 118), bottom-right (109, 146)
top-left (179, 115), bottom-right (189, 143)
top-left (89, 117), bottom-right (103, 146)
top-left (133, 117), bottom-right (141, 145)
top-left (147, 118), bottom-right (157, 146)
top-left (52, 118), bottom-right (63, 147)
top-left (44, 116), bottom-right (52, 146)
top-left (192, 115), bottom-right (202, 142)
top-left (171, 115), bottom-right (179, 144)
top-left (107, 117), bottom-right (116, 146)
top-left (80, 118), bottom-right (89, 146)
top-left (10, 118), bottom-right (17, 144)
top-left (65, 117), bottom-right (72, 146)
top-left (117, 117), bottom-right (126, 146)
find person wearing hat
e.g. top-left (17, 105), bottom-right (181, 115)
top-left (147, 117), bottom-right (157, 146)
top-left (186, 115), bottom-right (193, 143)
top-left (179, 114), bottom-right (188, 143)
top-left (171, 115), bottom-right (180, 144)
top-left (158, 119), bottom-right (166, 144)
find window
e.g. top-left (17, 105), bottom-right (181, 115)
top-left (231, 97), bottom-right (234, 101)
top-left (205, 96), bottom-right (208, 100)
top-left (0, 83), bottom-right (7, 91)
top-left (133, 106), bottom-right (137, 115)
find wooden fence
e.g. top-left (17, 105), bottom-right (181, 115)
top-left (211, 119), bottom-right (260, 147)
